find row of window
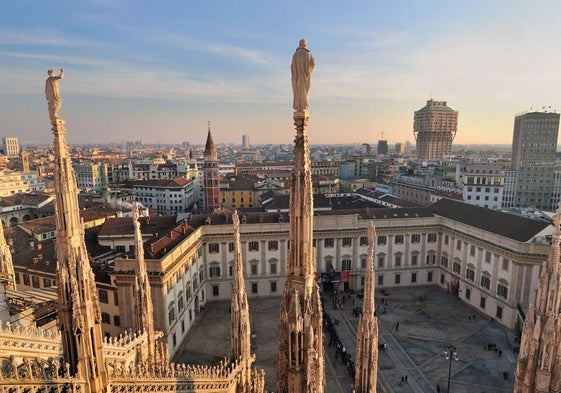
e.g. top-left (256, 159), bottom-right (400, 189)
top-left (101, 312), bottom-right (120, 326)
top-left (465, 289), bottom-right (504, 320)
top-left (208, 233), bottom-right (440, 254)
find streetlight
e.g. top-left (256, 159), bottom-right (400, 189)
top-left (444, 345), bottom-right (458, 393)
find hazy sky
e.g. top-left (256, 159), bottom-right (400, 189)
top-left (1, 1), bottom-right (560, 146)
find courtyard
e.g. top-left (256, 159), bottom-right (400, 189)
top-left (174, 285), bottom-right (518, 392)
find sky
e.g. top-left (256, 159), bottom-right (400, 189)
top-left (1, 0), bottom-right (561, 146)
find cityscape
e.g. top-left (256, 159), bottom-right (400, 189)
top-left (2, 2), bottom-right (561, 393)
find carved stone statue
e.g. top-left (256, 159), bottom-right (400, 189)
top-left (291, 39), bottom-right (315, 112)
top-left (45, 69), bottom-right (64, 123)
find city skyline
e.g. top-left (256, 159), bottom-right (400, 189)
top-left (1, 1), bottom-right (561, 146)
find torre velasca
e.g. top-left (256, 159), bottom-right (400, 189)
top-left (413, 99), bottom-right (458, 160)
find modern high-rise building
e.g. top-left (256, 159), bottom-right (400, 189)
top-left (242, 134), bottom-right (250, 149)
top-left (377, 139), bottom-right (388, 155)
top-left (2, 137), bottom-right (19, 157)
top-left (511, 111), bottom-right (560, 211)
top-left (413, 99), bottom-right (458, 159)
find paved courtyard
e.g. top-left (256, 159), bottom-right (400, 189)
top-left (174, 285), bottom-right (518, 392)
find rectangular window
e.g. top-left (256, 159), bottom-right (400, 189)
top-left (411, 234), bottom-right (420, 243)
top-left (99, 289), bottom-right (108, 303)
top-left (453, 262), bottom-right (461, 274)
top-left (497, 284), bottom-right (508, 299)
top-left (485, 251), bottom-right (492, 263)
top-left (229, 265), bottom-right (233, 276)
top-left (377, 236), bottom-right (387, 246)
top-left (268, 240), bottom-right (279, 251)
top-left (101, 312), bottom-right (111, 324)
top-left (394, 255), bottom-right (401, 267)
top-left (212, 285), bottom-right (219, 296)
top-left (456, 240), bottom-right (462, 251)
top-left (480, 296), bottom-right (486, 309)
top-left (324, 238), bottom-right (334, 248)
top-left (248, 241), bottom-right (259, 252)
top-left (208, 243), bottom-right (219, 254)
top-left (427, 233), bottom-right (437, 243)
top-left (395, 273), bottom-right (401, 284)
top-left (466, 269), bottom-right (475, 282)
top-left (178, 295), bottom-right (184, 311)
top-left (427, 271), bottom-right (433, 282)
top-left (359, 236), bottom-right (368, 246)
top-left (209, 266), bottom-right (221, 277)
top-left (114, 292), bottom-right (119, 306)
top-left (496, 306), bottom-right (503, 319)
top-left (377, 256), bottom-right (384, 268)
top-left (470, 245), bottom-right (476, 257)
top-left (342, 237), bottom-right (352, 247)
top-left (394, 235), bottom-right (404, 244)
top-left (270, 262), bottom-right (277, 274)
top-left (113, 315), bottom-right (121, 326)
top-left (440, 274), bottom-right (445, 284)
top-left (411, 272), bottom-right (417, 283)
top-left (444, 235), bottom-right (449, 245)
top-left (228, 242), bottom-right (235, 252)
top-left (270, 281), bottom-right (277, 293)
top-left (411, 254), bottom-right (418, 266)
top-left (251, 283), bottom-right (258, 294)
top-left (251, 263), bottom-right (258, 276)
top-left (341, 259), bottom-right (352, 271)
top-left (440, 256), bottom-right (448, 268)
top-left (465, 287), bottom-right (471, 299)
top-left (426, 254), bottom-right (436, 265)
top-left (378, 275), bottom-right (384, 286)
top-left (481, 276), bottom-right (491, 290)
top-left (361, 257), bottom-right (367, 269)
top-left (502, 259), bottom-right (509, 271)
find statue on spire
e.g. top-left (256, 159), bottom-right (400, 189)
top-left (291, 39), bottom-right (315, 114)
top-left (45, 69), bottom-right (64, 123)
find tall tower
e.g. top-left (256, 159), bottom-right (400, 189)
top-left (514, 202), bottom-right (561, 392)
top-left (132, 202), bottom-right (156, 360)
top-left (0, 219), bottom-right (16, 290)
top-left (277, 40), bottom-right (323, 393)
top-left (354, 221), bottom-right (378, 392)
top-left (511, 111), bottom-right (560, 211)
top-left (413, 99), bottom-right (458, 159)
top-left (49, 75), bottom-right (107, 391)
top-left (203, 123), bottom-right (220, 211)
top-left (242, 134), bottom-right (250, 149)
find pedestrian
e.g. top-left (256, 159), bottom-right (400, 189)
top-left (437, 384), bottom-right (441, 393)
top-left (395, 322), bottom-right (400, 332)
top-left (499, 349), bottom-right (502, 358)
top-left (404, 375), bottom-right (408, 382)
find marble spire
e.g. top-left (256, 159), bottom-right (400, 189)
top-left (0, 219), bottom-right (16, 290)
top-left (132, 202), bottom-right (156, 360)
top-left (514, 202), bottom-right (561, 392)
top-left (277, 40), bottom-right (324, 393)
top-left (49, 70), bottom-right (107, 392)
top-left (231, 210), bottom-right (251, 361)
top-left (354, 221), bottom-right (379, 392)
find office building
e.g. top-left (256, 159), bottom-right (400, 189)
top-left (511, 111), bottom-right (560, 211)
top-left (242, 134), bottom-right (250, 149)
top-left (2, 137), bottom-right (19, 157)
top-left (414, 99), bottom-right (458, 159)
